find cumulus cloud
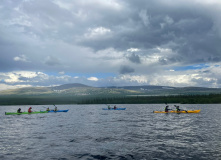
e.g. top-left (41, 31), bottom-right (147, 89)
top-left (87, 77), bottom-right (99, 81)
top-left (1, 63), bottom-right (221, 88)
top-left (0, 71), bottom-right (46, 84)
top-left (0, 0), bottom-right (221, 88)
top-left (14, 55), bottom-right (29, 62)
top-left (84, 27), bottom-right (111, 39)
top-left (59, 71), bottom-right (65, 75)
top-left (0, 84), bottom-right (32, 91)
top-left (127, 48), bottom-right (141, 52)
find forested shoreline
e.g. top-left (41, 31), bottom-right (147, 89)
top-left (0, 93), bottom-right (221, 105)
top-left (78, 94), bottom-right (221, 104)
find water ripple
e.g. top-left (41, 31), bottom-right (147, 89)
top-left (0, 104), bottom-right (221, 160)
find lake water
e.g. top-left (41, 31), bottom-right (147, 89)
top-left (0, 104), bottom-right (221, 160)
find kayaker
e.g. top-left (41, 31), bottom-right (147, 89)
top-left (17, 108), bottom-right (22, 113)
top-left (164, 105), bottom-right (171, 112)
top-left (174, 105), bottom-right (188, 113)
top-left (174, 105), bottom-right (181, 111)
top-left (46, 107), bottom-right (50, 111)
top-left (108, 105), bottom-right (111, 110)
top-left (113, 105), bottom-right (117, 109)
top-left (54, 106), bottom-right (57, 111)
top-left (28, 107), bottom-right (32, 113)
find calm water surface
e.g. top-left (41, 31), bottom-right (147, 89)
top-left (0, 104), bottom-right (221, 160)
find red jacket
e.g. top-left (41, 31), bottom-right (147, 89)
top-left (28, 108), bottom-right (32, 113)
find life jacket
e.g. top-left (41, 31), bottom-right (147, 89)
top-left (176, 107), bottom-right (180, 111)
top-left (165, 106), bottom-right (169, 112)
top-left (28, 108), bottom-right (32, 113)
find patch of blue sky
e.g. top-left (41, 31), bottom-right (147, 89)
top-left (46, 72), bottom-right (116, 78)
top-left (174, 64), bottom-right (210, 71)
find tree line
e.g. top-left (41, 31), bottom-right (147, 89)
top-left (78, 94), bottom-right (221, 104)
top-left (0, 94), bottom-right (221, 105)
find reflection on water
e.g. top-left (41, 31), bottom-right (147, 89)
top-left (0, 104), bottom-right (221, 160)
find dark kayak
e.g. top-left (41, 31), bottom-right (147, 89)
top-left (102, 108), bottom-right (126, 110)
top-left (48, 110), bottom-right (69, 112)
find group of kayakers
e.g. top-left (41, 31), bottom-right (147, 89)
top-left (46, 106), bottom-right (57, 111)
top-left (165, 105), bottom-right (182, 112)
top-left (107, 105), bottom-right (117, 110)
top-left (17, 107), bottom-right (32, 113)
top-left (107, 105), bottom-right (182, 111)
top-left (16, 106), bottom-right (58, 113)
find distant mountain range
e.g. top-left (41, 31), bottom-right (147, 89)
top-left (1, 83), bottom-right (221, 96)
top-left (51, 83), bottom-right (90, 90)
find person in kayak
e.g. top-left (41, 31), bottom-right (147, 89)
top-left (108, 105), bottom-right (111, 110)
top-left (46, 107), bottom-right (50, 111)
top-left (28, 107), bottom-right (32, 113)
top-left (54, 106), bottom-right (58, 111)
top-left (164, 105), bottom-right (171, 112)
top-left (174, 105), bottom-right (188, 113)
top-left (17, 108), bottom-right (22, 113)
top-left (174, 105), bottom-right (181, 111)
top-left (113, 105), bottom-right (117, 109)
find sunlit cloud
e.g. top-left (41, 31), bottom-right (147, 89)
top-left (14, 55), bottom-right (29, 62)
top-left (127, 48), bottom-right (141, 52)
top-left (84, 27), bottom-right (111, 39)
top-left (87, 77), bottom-right (99, 81)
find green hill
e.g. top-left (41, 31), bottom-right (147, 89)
top-left (1, 83), bottom-right (221, 105)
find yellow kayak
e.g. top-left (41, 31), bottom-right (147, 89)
top-left (153, 110), bottom-right (200, 113)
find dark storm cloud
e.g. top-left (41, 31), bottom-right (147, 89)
top-left (119, 66), bottom-right (135, 74)
top-left (0, 0), bottom-right (221, 88)
top-left (158, 58), bottom-right (168, 65)
top-left (1, 0), bottom-right (221, 67)
top-left (128, 53), bottom-right (141, 64)
top-left (77, 0), bottom-right (221, 65)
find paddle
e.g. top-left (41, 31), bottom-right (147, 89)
top-left (176, 110), bottom-right (188, 113)
top-left (41, 106), bottom-right (51, 111)
top-left (182, 109), bottom-right (188, 113)
top-left (40, 106), bottom-right (48, 112)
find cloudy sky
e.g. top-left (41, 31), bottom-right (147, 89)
top-left (0, 0), bottom-right (221, 90)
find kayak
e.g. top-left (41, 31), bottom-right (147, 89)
top-left (48, 110), bottom-right (69, 112)
top-left (102, 108), bottom-right (126, 110)
top-left (153, 110), bottom-right (200, 113)
top-left (5, 111), bottom-right (48, 115)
